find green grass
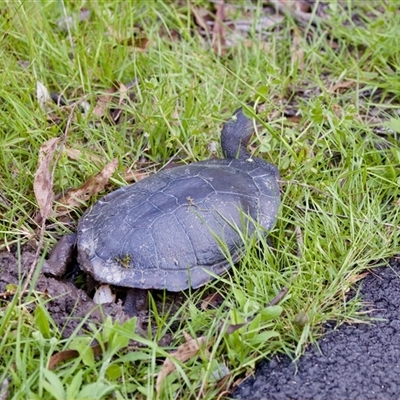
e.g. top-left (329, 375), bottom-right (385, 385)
top-left (1, 1), bottom-right (400, 399)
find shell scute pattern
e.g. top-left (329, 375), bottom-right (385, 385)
top-left (77, 107), bottom-right (280, 291)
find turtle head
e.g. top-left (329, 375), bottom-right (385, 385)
top-left (221, 106), bottom-right (255, 160)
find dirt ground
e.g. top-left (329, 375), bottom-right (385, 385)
top-left (0, 246), bottom-right (129, 338)
top-left (0, 244), bottom-right (190, 342)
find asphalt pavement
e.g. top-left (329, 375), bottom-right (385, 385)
top-left (234, 257), bottom-right (400, 400)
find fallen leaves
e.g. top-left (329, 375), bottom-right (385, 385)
top-left (55, 158), bottom-right (118, 217)
top-left (346, 271), bottom-right (370, 284)
top-left (201, 292), bottom-right (224, 310)
top-left (91, 80), bottom-right (138, 124)
top-left (156, 334), bottom-right (211, 393)
top-left (24, 136), bottom-right (64, 295)
top-left (44, 293), bottom-right (283, 395)
top-left (329, 80), bottom-right (355, 93)
top-left (272, 0), bottom-right (316, 24)
top-left (92, 87), bottom-right (118, 118)
top-left (34, 77), bottom-right (139, 129)
top-left (33, 134), bottom-right (119, 220)
top-left (189, 0), bottom-right (320, 55)
top-left (108, 25), bottom-right (149, 51)
top-left (212, 1), bottom-right (226, 55)
top-left (291, 28), bottom-right (305, 70)
top-left (63, 147), bottom-right (103, 165)
top-left (32, 75), bottom-right (144, 220)
top-left (48, 343), bottom-right (104, 370)
top-left (121, 169), bottom-right (149, 184)
top-left (191, 5), bottom-right (210, 34)
top-left (34, 138), bottom-right (60, 221)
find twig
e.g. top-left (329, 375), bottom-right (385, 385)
top-left (268, 270), bottom-right (299, 307)
top-left (268, 286), bottom-right (289, 306)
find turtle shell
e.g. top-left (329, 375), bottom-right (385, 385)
top-left (77, 158), bottom-right (280, 291)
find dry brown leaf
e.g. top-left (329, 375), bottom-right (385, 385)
top-left (333, 103), bottom-right (343, 118)
top-left (55, 158), bottom-right (118, 216)
top-left (297, 0), bottom-right (311, 13)
top-left (212, 0), bottom-right (226, 55)
top-left (46, 114), bottom-right (63, 125)
top-left (118, 82), bottom-right (128, 103)
top-left (327, 39), bottom-right (340, 50)
top-left (93, 82), bottom-right (134, 123)
top-left (108, 26), bottom-right (149, 51)
top-left (34, 138), bottom-right (60, 221)
top-left (110, 82), bottom-right (129, 123)
top-left (201, 292), bottom-right (223, 310)
top-left (347, 272), bottom-right (369, 284)
top-left (156, 335), bottom-right (211, 393)
top-left (225, 322), bottom-right (248, 335)
top-left (286, 115), bottom-right (302, 124)
top-left (122, 170), bottom-right (149, 183)
top-left (191, 5), bottom-right (211, 33)
top-left (272, 0), bottom-right (314, 23)
top-left (108, 25), bottom-right (121, 40)
top-left (329, 80), bottom-right (355, 93)
top-left (48, 343), bottom-right (104, 370)
top-left (170, 106), bottom-right (181, 127)
top-left (279, 0), bottom-right (311, 13)
top-left (268, 286), bottom-right (289, 306)
top-left (182, 330), bottom-right (193, 342)
top-left (243, 39), bottom-right (270, 52)
top-left (127, 36), bottom-right (149, 51)
top-left (64, 147), bottom-right (104, 165)
top-left (92, 87), bottom-right (117, 118)
top-left (48, 349), bottom-right (79, 370)
top-left (291, 29), bottom-right (305, 70)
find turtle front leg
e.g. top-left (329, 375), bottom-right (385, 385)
top-left (124, 288), bottom-right (149, 334)
top-left (42, 233), bottom-right (77, 277)
top-left (124, 288), bottom-right (148, 316)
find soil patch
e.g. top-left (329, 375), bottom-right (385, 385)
top-left (0, 247), bottom-right (127, 338)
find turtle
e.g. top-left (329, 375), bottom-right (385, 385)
top-left (45, 106), bottom-right (281, 316)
